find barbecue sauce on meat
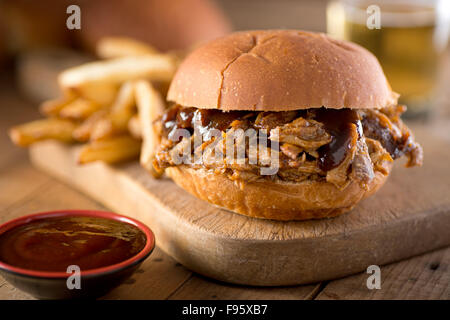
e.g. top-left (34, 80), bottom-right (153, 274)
top-left (193, 109), bottom-right (246, 135)
top-left (361, 115), bottom-right (408, 159)
top-left (160, 105), bottom-right (364, 172)
top-left (315, 108), bottom-right (362, 171)
top-left (162, 105), bottom-right (249, 139)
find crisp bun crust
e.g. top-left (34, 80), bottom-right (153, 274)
top-left (166, 164), bottom-right (392, 221)
top-left (168, 30), bottom-right (398, 111)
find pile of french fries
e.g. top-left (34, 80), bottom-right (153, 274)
top-left (9, 37), bottom-right (177, 165)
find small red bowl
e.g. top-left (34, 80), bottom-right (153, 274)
top-left (0, 210), bottom-right (155, 299)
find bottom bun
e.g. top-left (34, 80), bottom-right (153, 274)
top-left (165, 165), bottom-right (392, 221)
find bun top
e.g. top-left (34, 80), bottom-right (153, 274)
top-left (168, 30), bottom-right (399, 111)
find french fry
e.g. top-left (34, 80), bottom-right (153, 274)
top-left (9, 41), bottom-right (181, 168)
top-left (96, 37), bottom-right (159, 59)
top-left (135, 80), bottom-right (166, 176)
top-left (59, 54), bottom-right (177, 92)
top-left (72, 109), bottom-right (108, 142)
top-left (39, 96), bottom-right (75, 117)
top-left (59, 98), bottom-right (102, 120)
top-left (9, 118), bottom-right (77, 147)
top-left (67, 82), bottom-right (118, 107)
top-left (90, 81), bottom-right (136, 140)
top-left (78, 135), bottom-right (141, 164)
top-left (128, 115), bottom-right (142, 139)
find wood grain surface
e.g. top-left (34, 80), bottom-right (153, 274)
top-left (2, 0), bottom-right (450, 298)
top-left (27, 122), bottom-right (450, 287)
top-left (1, 79), bottom-right (449, 299)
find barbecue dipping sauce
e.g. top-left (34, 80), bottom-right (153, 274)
top-left (0, 216), bottom-right (146, 272)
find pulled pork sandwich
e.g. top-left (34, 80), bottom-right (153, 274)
top-left (149, 30), bottom-right (423, 221)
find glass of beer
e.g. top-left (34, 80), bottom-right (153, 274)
top-left (327, 0), bottom-right (450, 117)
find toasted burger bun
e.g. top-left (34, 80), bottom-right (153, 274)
top-left (168, 30), bottom-right (399, 111)
top-left (166, 164), bottom-right (392, 221)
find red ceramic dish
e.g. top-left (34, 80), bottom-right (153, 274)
top-left (0, 210), bottom-right (155, 299)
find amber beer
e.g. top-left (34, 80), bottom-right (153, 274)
top-left (327, 0), bottom-right (450, 116)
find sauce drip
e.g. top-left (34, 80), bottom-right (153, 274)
top-left (163, 105), bottom-right (249, 141)
top-left (361, 116), bottom-right (407, 159)
top-left (315, 108), bottom-right (362, 171)
top-left (160, 105), bottom-right (363, 172)
top-left (192, 109), bottom-right (244, 134)
top-left (0, 216), bottom-right (146, 272)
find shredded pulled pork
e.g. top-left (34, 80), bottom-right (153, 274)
top-left (270, 117), bottom-right (332, 150)
top-left (153, 105), bottom-right (423, 189)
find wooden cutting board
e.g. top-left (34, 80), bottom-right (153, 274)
top-left (29, 127), bottom-right (450, 286)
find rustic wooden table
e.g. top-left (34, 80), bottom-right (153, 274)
top-left (0, 78), bottom-right (448, 300)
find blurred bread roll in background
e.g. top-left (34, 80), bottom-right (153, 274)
top-left (78, 0), bottom-right (231, 52)
top-left (0, 0), bottom-right (73, 54)
top-left (0, 0), bottom-right (231, 55)
top-left (0, 0), bottom-right (231, 100)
